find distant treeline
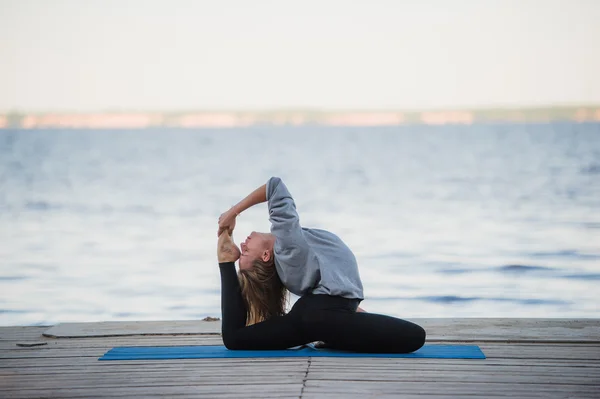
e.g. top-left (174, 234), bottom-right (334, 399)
top-left (1, 106), bottom-right (599, 129)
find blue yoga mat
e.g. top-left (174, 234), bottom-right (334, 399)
top-left (99, 344), bottom-right (485, 360)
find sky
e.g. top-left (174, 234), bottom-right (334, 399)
top-left (1, 0), bottom-right (599, 111)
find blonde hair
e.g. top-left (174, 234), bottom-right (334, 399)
top-left (238, 256), bottom-right (288, 325)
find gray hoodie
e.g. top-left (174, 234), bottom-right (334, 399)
top-left (267, 177), bottom-right (364, 300)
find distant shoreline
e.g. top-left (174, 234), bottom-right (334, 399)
top-left (1, 106), bottom-right (599, 129)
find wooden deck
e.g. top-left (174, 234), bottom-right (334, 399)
top-left (1, 319), bottom-right (599, 398)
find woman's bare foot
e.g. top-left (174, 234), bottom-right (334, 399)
top-left (217, 232), bottom-right (241, 263)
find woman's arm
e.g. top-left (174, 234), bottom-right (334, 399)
top-left (218, 177), bottom-right (308, 263)
top-left (266, 177), bottom-right (308, 260)
top-left (218, 184), bottom-right (266, 236)
top-left (233, 184), bottom-right (267, 215)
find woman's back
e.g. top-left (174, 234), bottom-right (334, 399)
top-left (266, 177), bottom-right (363, 299)
top-left (275, 226), bottom-right (364, 299)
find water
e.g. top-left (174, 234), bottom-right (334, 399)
top-left (1, 123), bottom-right (599, 326)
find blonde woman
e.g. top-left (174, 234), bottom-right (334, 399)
top-left (217, 177), bottom-right (425, 353)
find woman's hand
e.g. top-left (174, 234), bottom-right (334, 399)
top-left (217, 208), bottom-right (237, 237)
top-left (216, 183), bottom-right (268, 236)
top-left (217, 231), bottom-right (241, 263)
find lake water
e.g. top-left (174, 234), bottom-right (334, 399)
top-left (1, 123), bottom-right (599, 326)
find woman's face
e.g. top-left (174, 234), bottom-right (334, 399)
top-left (239, 231), bottom-right (271, 271)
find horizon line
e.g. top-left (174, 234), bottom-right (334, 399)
top-left (2, 103), bottom-right (600, 114)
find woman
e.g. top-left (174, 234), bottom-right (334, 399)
top-left (216, 177), bottom-right (426, 353)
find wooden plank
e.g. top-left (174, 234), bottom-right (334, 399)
top-left (304, 371), bottom-right (600, 385)
top-left (416, 318), bottom-right (600, 343)
top-left (0, 349), bottom-right (112, 359)
top-left (307, 364), bottom-right (600, 376)
top-left (4, 370), bottom-right (595, 390)
top-left (301, 394), bottom-right (590, 399)
top-left (1, 384), bottom-right (304, 398)
top-left (0, 336), bottom-right (223, 351)
top-left (479, 345), bottom-right (600, 360)
top-left (36, 319), bottom-right (600, 342)
top-left (301, 394), bottom-right (581, 399)
top-left (3, 374), bottom-right (597, 398)
top-left (3, 369), bottom-right (597, 387)
top-left (5, 318), bottom-right (600, 343)
top-left (2, 360), bottom-right (599, 378)
top-left (0, 326), bottom-right (48, 341)
top-left (0, 336), bottom-right (225, 350)
top-left (2, 355), bottom-right (599, 370)
top-left (2, 337), bottom-right (598, 352)
top-left (4, 362), bottom-right (599, 376)
top-left (0, 341), bottom-right (586, 353)
top-left (0, 373), bottom-right (306, 383)
top-left (0, 357), bottom-right (313, 368)
top-left (42, 320), bottom-right (222, 338)
top-left (5, 348), bottom-right (600, 361)
top-left (2, 368), bottom-right (308, 380)
top-left (1, 374), bottom-right (307, 390)
top-left (302, 381), bottom-right (600, 395)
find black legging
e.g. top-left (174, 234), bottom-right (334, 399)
top-left (219, 262), bottom-right (426, 353)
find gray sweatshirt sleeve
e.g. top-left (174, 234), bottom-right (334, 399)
top-left (266, 177), bottom-right (309, 265)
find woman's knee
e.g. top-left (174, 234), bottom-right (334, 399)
top-left (377, 318), bottom-right (426, 353)
top-left (408, 322), bottom-right (426, 352)
top-left (222, 329), bottom-right (254, 350)
top-left (396, 320), bottom-right (426, 352)
top-left (222, 332), bottom-right (242, 350)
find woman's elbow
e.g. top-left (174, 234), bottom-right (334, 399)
top-left (222, 332), bottom-right (245, 350)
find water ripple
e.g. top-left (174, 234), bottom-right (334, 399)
top-left (0, 309), bottom-right (31, 314)
top-left (0, 276), bottom-right (30, 281)
top-left (527, 250), bottom-right (600, 260)
top-left (497, 264), bottom-right (556, 273)
top-left (580, 163), bottom-right (600, 175)
top-left (369, 296), bottom-right (571, 306)
top-left (560, 273), bottom-right (600, 280)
